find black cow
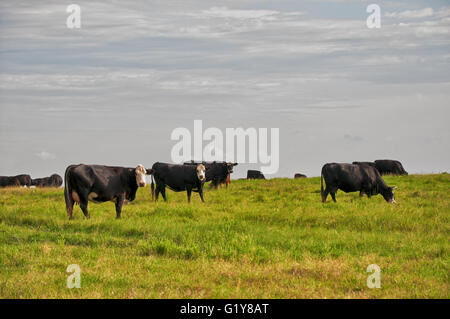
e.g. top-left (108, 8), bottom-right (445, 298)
top-left (247, 170), bottom-right (265, 180)
top-left (0, 174), bottom-right (31, 187)
top-left (374, 160), bottom-right (408, 175)
top-left (352, 161), bottom-right (377, 169)
top-left (184, 161), bottom-right (237, 189)
top-left (0, 176), bottom-right (19, 187)
top-left (294, 173), bottom-right (307, 179)
top-left (32, 174), bottom-right (63, 187)
top-left (64, 164), bottom-right (148, 219)
top-left (321, 163), bottom-right (396, 203)
top-left (148, 162), bottom-right (206, 203)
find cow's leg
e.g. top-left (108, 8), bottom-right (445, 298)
top-left (66, 204), bottom-right (74, 220)
top-left (155, 187), bottom-right (160, 201)
top-left (186, 187), bottom-right (192, 203)
top-left (359, 191), bottom-right (364, 198)
top-left (322, 188), bottom-right (329, 203)
top-left (64, 188), bottom-right (74, 220)
top-left (160, 186), bottom-right (167, 202)
top-left (115, 195), bottom-right (124, 219)
top-left (330, 191), bottom-right (337, 202)
top-left (79, 198), bottom-right (90, 219)
top-left (199, 185), bottom-right (205, 203)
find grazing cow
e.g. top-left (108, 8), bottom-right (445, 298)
top-left (64, 164), bottom-right (148, 219)
top-left (32, 174), bottom-right (63, 187)
top-left (294, 173), bottom-right (307, 179)
top-left (148, 162), bottom-right (206, 203)
top-left (321, 163), bottom-right (396, 203)
top-left (374, 160), bottom-right (408, 175)
top-left (0, 174), bottom-right (31, 187)
top-left (0, 176), bottom-right (20, 187)
top-left (247, 170), bottom-right (265, 180)
top-left (184, 161), bottom-right (237, 189)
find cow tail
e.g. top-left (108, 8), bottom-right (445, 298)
top-left (64, 166), bottom-right (74, 209)
top-left (320, 169), bottom-right (324, 199)
top-left (151, 174), bottom-right (155, 201)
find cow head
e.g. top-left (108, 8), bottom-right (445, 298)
top-left (135, 164), bottom-right (147, 187)
top-left (226, 162), bottom-right (238, 174)
top-left (196, 164), bottom-right (206, 182)
top-left (381, 186), bottom-right (397, 203)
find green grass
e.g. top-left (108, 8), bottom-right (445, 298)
top-left (0, 174), bottom-right (448, 298)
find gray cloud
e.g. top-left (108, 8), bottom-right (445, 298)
top-left (0, 0), bottom-right (449, 178)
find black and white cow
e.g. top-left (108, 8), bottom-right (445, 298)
top-left (184, 161), bottom-right (237, 189)
top-left (64, 164), bottom-right (148, 219)
top-left (321, 163), bottom-right (396, 203)
top-left (148, 162), bottom-right (206, 203)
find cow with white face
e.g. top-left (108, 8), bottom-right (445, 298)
top-left (135, 164), bottom-right (147, 187)
top-left (64, 164), bottom-right (148, 219)
top-left (147, 162), bottom-right (207, 203)
top-left (196, 164), bottom-right (206, 182)
top-left (183, 161), bottom-right (238, 189)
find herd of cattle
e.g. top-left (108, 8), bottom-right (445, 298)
top-left (0, 173), bottom-right (63, 188)
top-left (0, 159), bottom-right (407, 219)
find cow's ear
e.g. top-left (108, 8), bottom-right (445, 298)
top-left (233, 163), bottom-right (238, 166)
top-left (392, 186), bottom-right (398, 189)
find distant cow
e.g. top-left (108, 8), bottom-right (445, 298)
top-left (148, 162), bottom-right (206, 203)
top-left (32, 174), bottom-right (63, 187)
top-left (321, 163), bottom-right (396, 203)
top-left (0, 174), bottom-right (31, 187)
top-left (64, 164), bottom-right (148, 219)
top-left (374, 160), bottom-right (408, 175)
top-left (247, 170), bottom-right (265, 180)
top-left (352, 161), bottom-right (377, 169)
top-left (184, 161), bottom-right (237, 189)
top-left (294, 173), bottom-right (307, 179)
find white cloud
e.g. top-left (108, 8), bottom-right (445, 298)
top-left (385, 8), bottom-right (434, 19)
top-left (202, 7), bottom-right (280, 19)
top-left (36, 151), bottom-right (56, 160)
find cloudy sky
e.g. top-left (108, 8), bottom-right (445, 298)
top-left (1, 0), bottom-right (449, 178)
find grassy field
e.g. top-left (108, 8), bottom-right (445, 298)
top-left (0, 174), bottom-right (448, 298)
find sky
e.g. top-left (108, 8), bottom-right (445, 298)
top-left (0, 0), bottom-right (449, 179)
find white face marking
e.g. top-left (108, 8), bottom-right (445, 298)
top-left (135, 164), bottom-right (147, 187)
top-left (196, 164), bottom-right (206, 182)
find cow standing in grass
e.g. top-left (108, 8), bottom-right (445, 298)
top-left (184, 161), bottom-right (237, 189)
top-left (0, 174), bottom-right (32, 187)
top-left (148, 162), bottom-right (206, 203)
top-left (374, 159), bottom-right (408, 176)
top-left (247, 170), bottom-right (265, 180)
top-left (321, 163), bottom-right (396, 203)
top-left (32, 174), bottom-right (63, 187)
top-left (64, 164), bottom-right (148, 219)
